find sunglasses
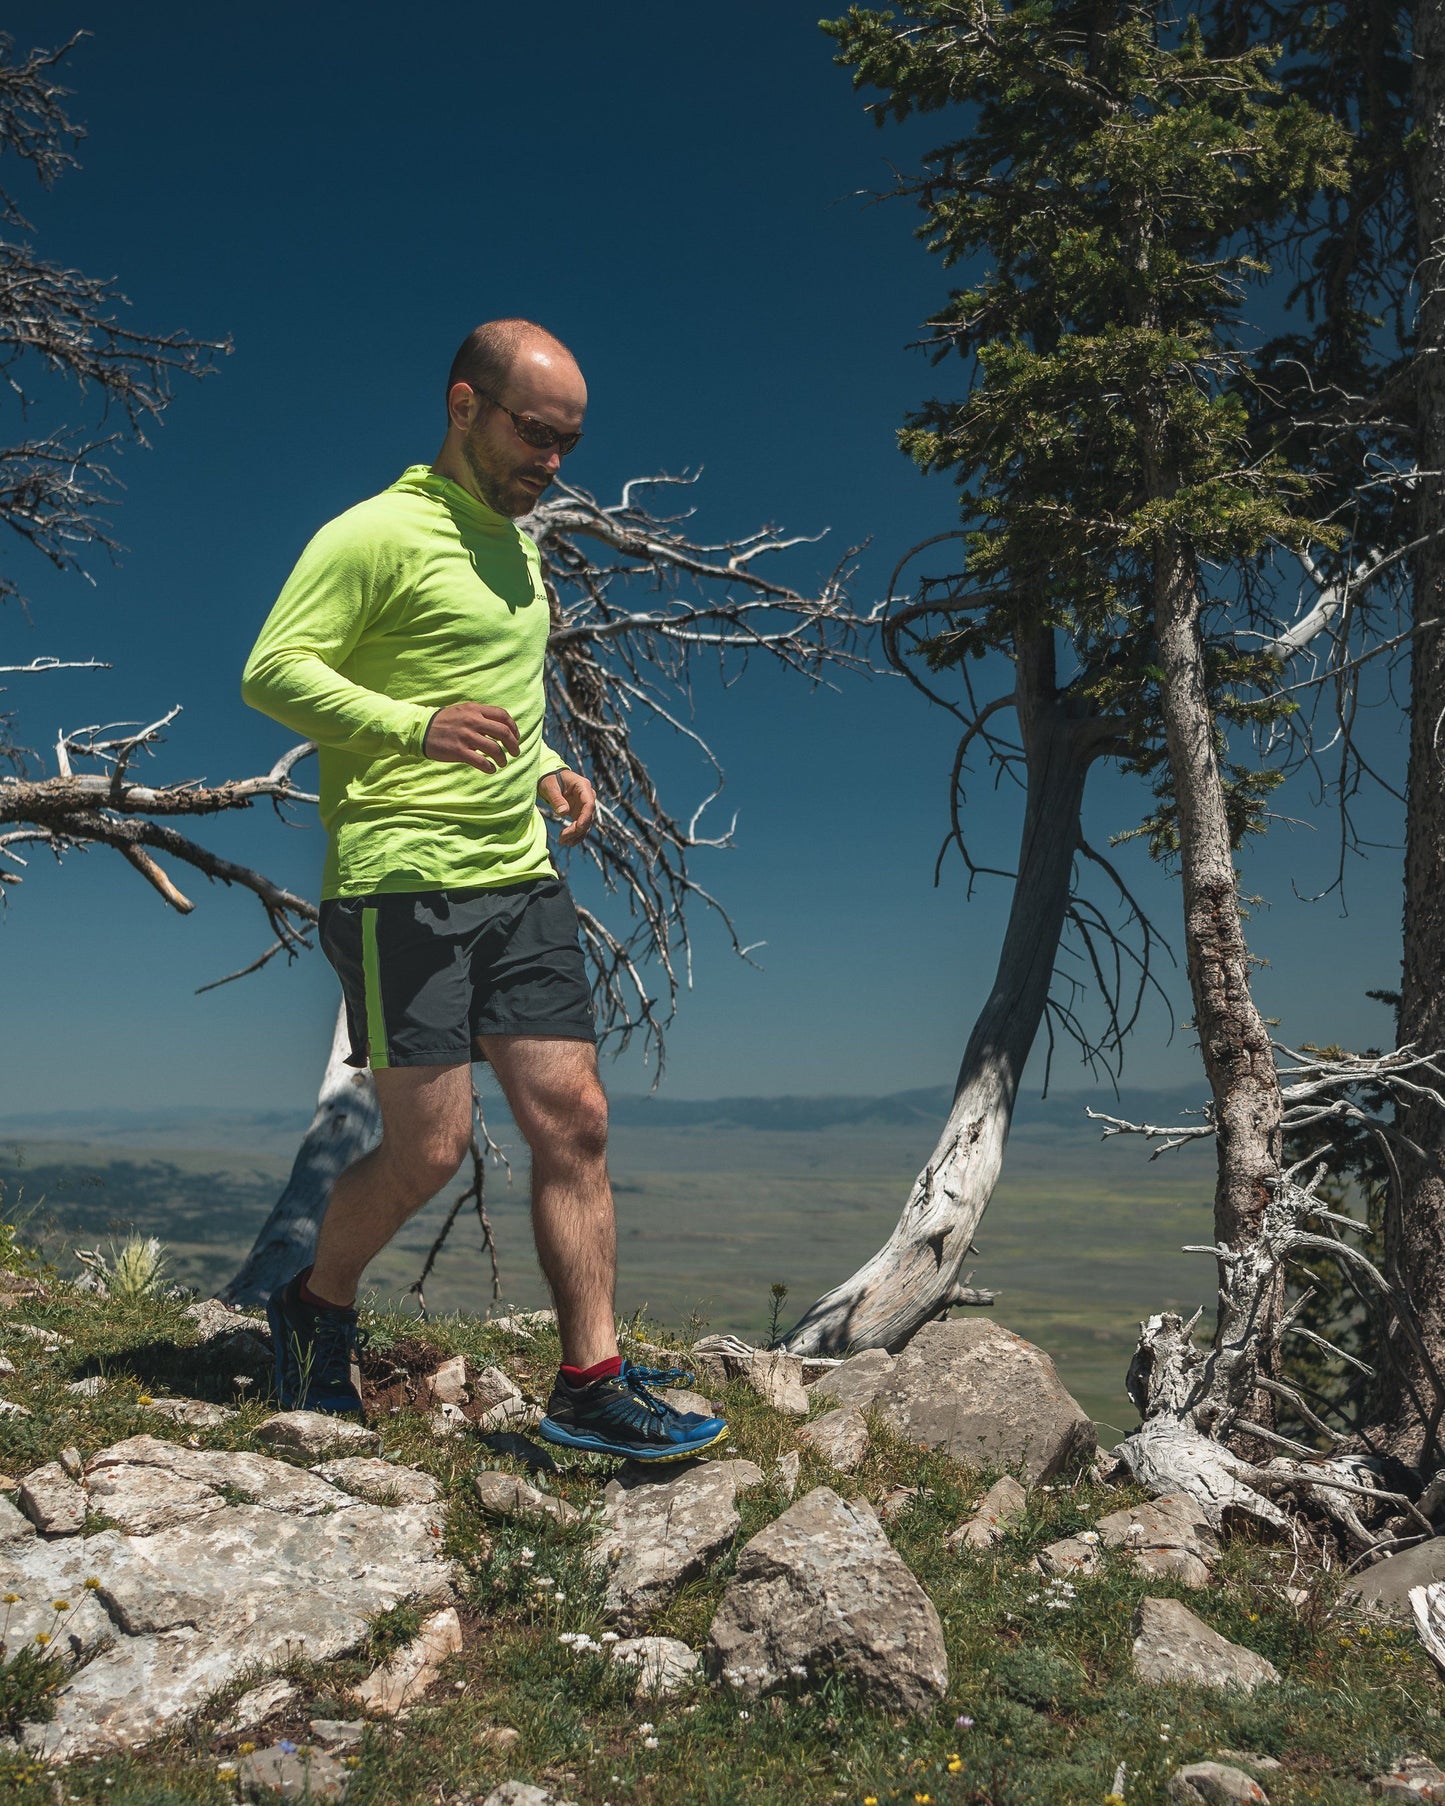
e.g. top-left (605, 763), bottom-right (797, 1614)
top-left (470, 385), bottom-right (583, 457)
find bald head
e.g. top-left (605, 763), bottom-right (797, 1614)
top-left (446, 318), bottom-right (579, 409)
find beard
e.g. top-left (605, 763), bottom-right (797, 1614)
top-left (461, 421), bottom-right (551, 519)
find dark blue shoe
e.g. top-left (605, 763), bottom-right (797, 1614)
top-left (266, 1271), bottom-right (367, 1416)
top-left (538, 1360), bottom-right (728, 1462)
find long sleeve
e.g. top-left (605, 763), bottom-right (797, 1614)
top-left (242, 517), bottom-right (434, 757)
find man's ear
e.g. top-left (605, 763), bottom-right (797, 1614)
top-left (447, 381), bottom-right (478, 435)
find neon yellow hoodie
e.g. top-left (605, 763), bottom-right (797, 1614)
top-left (242, 466), bottom-right (566, 899)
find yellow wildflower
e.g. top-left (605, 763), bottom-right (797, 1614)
top-left (136, 1394), bottom-right (153, 1405)
top-left (84, 1577), bottom-right (101, 1590)
top-left (864, 1797), bottom-right (878, 1805)
top-left (948, 1757), bottom-right (964, 1773)
top-left (238, 1741), bottom-right (256, 1755)
top-left (2, 1592), bottom-right (17, 1604)
top-left (51, 1599), bottom-right (70, 1612)
top-left (33, 1631), bottom-right (50, 1646)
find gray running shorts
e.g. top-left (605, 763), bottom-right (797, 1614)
top-left (318, 877), bottom-right (596, 1070)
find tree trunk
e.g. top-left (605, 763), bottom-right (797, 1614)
top-left (1152, 540), bottom-right (1285, 1363)
top-left (781, 631), bottom-right (1101, 1356)
top-left (221, 1004), bottom-right (379, 1307)
top-left (1379, 0), bottom-right (1445, 1464)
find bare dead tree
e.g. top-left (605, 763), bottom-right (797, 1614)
top-left (221, 474), bottom-right (872, 1305)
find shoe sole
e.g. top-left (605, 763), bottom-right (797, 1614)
top-left (536, 1418), bottom-right (730, 1462)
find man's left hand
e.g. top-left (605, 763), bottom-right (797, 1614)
top-left (539, 768), bottom-right (596, 846)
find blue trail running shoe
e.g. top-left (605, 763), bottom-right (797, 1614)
top-left (266, 1271), bottom-right (368, 1416)
top-left (538, 1360), bottom-right (728, 1462)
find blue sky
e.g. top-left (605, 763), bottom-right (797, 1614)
top-left (0, 1), bottom-right (1403, 1115)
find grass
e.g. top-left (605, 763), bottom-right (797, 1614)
top-left (0, 1276), bottom-right (1442, 1804)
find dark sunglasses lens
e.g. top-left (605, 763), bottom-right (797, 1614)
top-left (514, 412), bottom-right (580, 456)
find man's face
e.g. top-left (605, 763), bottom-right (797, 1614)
top-left (460, 349), bottom-right (587, 520)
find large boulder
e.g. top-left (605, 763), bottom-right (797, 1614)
top-left (1096, 1491), bottom-right (1219, 1587)
top-left (3, 1435), bottom-right (453, 1761)
top-left (1345, 1539), bottom-right (1445, 1619)
top-left (810, 1320), bottom-right (1095, 1482)
top-left (1131, 1597), bottom-right (1280, 1691)
top-left (705, 1485), bottom-right (947, 1716)
top-left (590, 1459), bottom-right (763, 1629)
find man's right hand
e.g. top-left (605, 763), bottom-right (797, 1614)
top-left (422, 702), bottom-right (521, 774)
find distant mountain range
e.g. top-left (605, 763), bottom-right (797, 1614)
top-left (0, 1081), bottom-right (1210, 1150)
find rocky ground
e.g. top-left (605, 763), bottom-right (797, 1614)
top-left (0, 1253), bottom-right (1443, 1804)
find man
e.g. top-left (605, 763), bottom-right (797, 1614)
top-left (241, 318), bottom-right (727, 1463)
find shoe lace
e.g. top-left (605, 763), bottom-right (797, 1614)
top-left (311, 1313), bottom-right (369, 1385)
top-left (619, 1360), bottom-right (689, 1418)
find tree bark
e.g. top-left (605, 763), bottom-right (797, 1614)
top-left (221, 1005), bottom-right (379, 1307)
top-left (1380, 0), bottom-right (1445, 1463)
top-left (1153, 544), bottom-right (1284, 1266)
top-left (781, 630), bottom-right (1103, 1356)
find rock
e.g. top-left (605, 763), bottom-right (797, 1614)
top-left (0, 1494), bottom-right (35, 1543)
top-left (183, 1298), bottom-right (269, 1342)
top-left (1131, 1597), bottom-right (1280, 1691)
top-left (313, 1458), bottom-right (439, 1506)
top-left (706, 1485), bottom-right (948, 1716)
top-left (0, 1267), bottom-right (45, 1305)
top-left (309, 1719), bottom-right (364, 1748)
top-left (1036, 1535), bottom-right (1102, 1577)
top-left (86, 1435), bottom-right (346, 1517)
top-left (217, 1678), bottom-right (298, 1734)
top-left (774, 1451), bottom-right (801, 1498)
top-left (1369, 1753), bottom-right (1445, 1799)
top-left (809, 1320), bottom-right (1095, 1483)
top-left (947, 1474), bottom-right (1028, 1550)
top-left (878, 1485), bottom-right (920, 1525)
top-left (485, 1307), bottom-right (557, 1337)
top-left (609, 1635), bottom-right (700, 1698)
top-left (482, 1726), bottom-right (521, 1751)
top-left (740, 1351), bottom-right (809, 1415)
top-left (8, 1437), bottom-right (452, 1761)
top-left (255, 1412), bottom-right (380, 1459)
top-left (18, 1461), bottom-right (87, 1536)
top-left (1167, 1762), bottom-right (1270, 1804)
top-left (66, 1376), bottom-right (108, 1398)
top-left (7, 1322), bottom-right (66, 1350)
top-left (0, 1399), bottom-right (31, 1417)
top-left (797, 1407), bottom-right (869, 1472)
top-left (1214, 1753), bottom-right (1283, 1774)
top-left (351, 1605), bottom-right (462, 1715)
top-left (429, 1402), bottom-right (469, 1437)
top-left (591, 1459), bottom-right (764, 1628)
top-left (85, 1462), bottom-right (227, 1537)
top-left (235, 1742), bottom-right (351, 1801)
top-left (483, 1785), bottom-right (576, 1806)
top-left (473, 1471), bottom-right (582, 1529)
top-left (1346, 1540), bottom-right (1445, 1619)
top-left (0, 1353), bottom-right (13, 1374)
top-left (421, 1355), bottom-right (470, 1406)
top-left (142, 1397), bottom-right (237, 1429)
top-left (1096, 1491), bottom-right (1219, 1588)
top-left (662, 1388), bottom-right (715, 1418)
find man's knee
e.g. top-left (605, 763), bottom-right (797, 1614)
top-left (524, 1079), bottom-right (608, 1167)
top-left (380, 1125), bottom-right (472, 1204)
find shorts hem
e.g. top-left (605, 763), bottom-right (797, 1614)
top-left (362, 1046), bottom-right (475, 1069)
top-left (472, 1022), bottom-right (597, 1043)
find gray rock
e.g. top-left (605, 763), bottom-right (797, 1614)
top-left (183, 1299), bottom-right (268, 1341)
top-left (798, 1407), bottom-right (869, 1473)
top-left (485, 1307), bottom-right (557, 1337)
top-left (1131, 1597), bottom-right (1280, 1691)
top-left (741, 1351), bottom-right (809, 1415)
top-left (66, 1376), bottom-right (108, 1398)
top-left (774, 1451), bottom-right (801, 1499)
top-left (948, 1474), bottom-right (1028, 1550)
top-left (1346, 1540), bottom-right (1445, 1619)
top-left (591, 1459), bottom-right (764, 1628)
top-left (217, 1678), bottom-right (298, 1734)
top-left (421, 1354), bottom-right (469, 1405)
top-left (142, 1397), bottom-right (237, 1428)
top-left (0, 1399), bottom-right (32, 1417)
top-left (1097, 1491), bottom-right (1219, 1588)
top-left (309, 1719), bottom-right (364, 1749)
top-left (18, 1461), bottom-right (87, 1535)
top-left (0, 1493), bottom-right (36, 1542)
top-left (609, 1634), bottom-right (700, 1698)
top-left (85, 1462), bottom-right (227, 1536)
top-left (86, 1435), bottom-right (346, 1517)
top-left (662, 1388), bottom-right (715, 1418)
top-left (809, 1320), bottom-right (1095, 1483)
top-left (878, 1485), bottom-right (921, 1525)
top-left (350, 1604), bottom-right (461, 1715)
top-left (235, 1742), bottom-right (350, 1801)
top-left (483, 1786), bottom-right (576, 1806)
top-left (1369, 1753), bottom-right (1445, 1798)
top-left (1036, 1535), bottom-right (1102, 1577)
top-left (474, 1470), bottom-right (582, 1529)
top-left (312, 1457), bottom-right (438, 1506)
top-left (706, 1485), bottom-right (948, 1716)
top-left (254, 1412), bottom-right (380, 1459)
top-left (7, 1436), bottom-right (452, 1761)
top-left (1167, 1762), bottom-right (1270, 1804)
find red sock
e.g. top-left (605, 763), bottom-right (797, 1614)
top-left (297, 1268), bottom-right (352, 1312)
top-left (560, 1355), bottom-right (622, 1386)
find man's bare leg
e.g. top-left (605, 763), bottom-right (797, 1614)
top-left (308, 1062), bottom-right (474, 1307)
top-left (478, 1035), bottom-right (618, 1369)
